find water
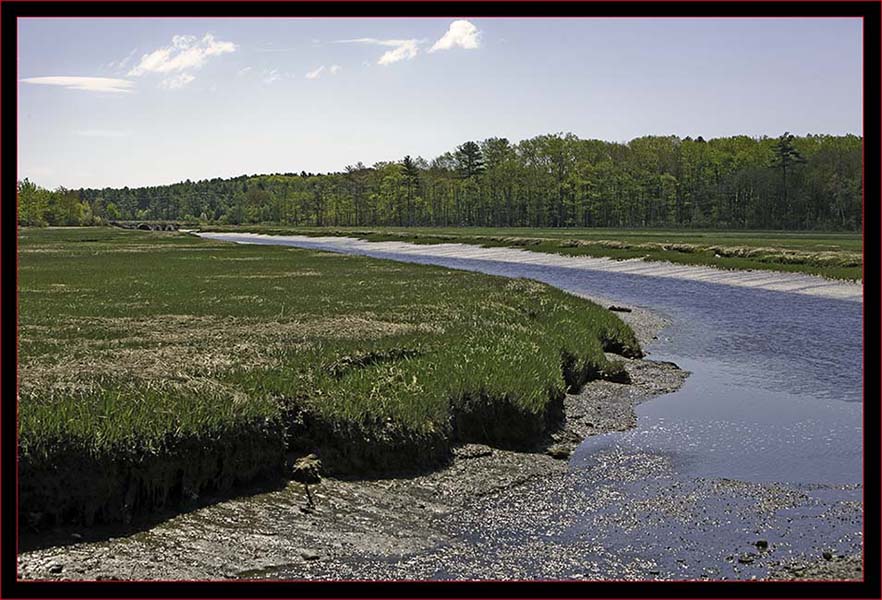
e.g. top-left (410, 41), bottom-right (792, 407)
top-left (199, 232), bottom-right (863, 577)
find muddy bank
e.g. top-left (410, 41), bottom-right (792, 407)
top-left (772, 554), bottom-right (863, 580)
top-left (18, 301), bottom-right (860, 582)
top-left (18, 302), bottom-right (688, 581)
top-left (197, 233), bottom-right (863, 302)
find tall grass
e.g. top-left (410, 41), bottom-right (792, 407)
top-left (18, 227), bottom-right (639, 526)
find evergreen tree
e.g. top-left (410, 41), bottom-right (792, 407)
top-left (770, 131), bottom-right (807, 224)
top-left (454, 141), bottom-right (485, 179)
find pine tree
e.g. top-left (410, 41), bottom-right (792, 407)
top-left (454, 141), bottom-right (485, 179)
top-left (770, 131), bottom-right (807, 224)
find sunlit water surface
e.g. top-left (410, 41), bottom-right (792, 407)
top-left (200, 232), bottom-right (863, 577)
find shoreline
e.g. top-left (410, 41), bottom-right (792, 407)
top-left (197, 232), bottom-right (864, 303)
top-left (19, 228), bottom-right (647, 533)
top-left (18, 301), bottom-right (690, 581)
top-left (17, 299), bottom-right (861, 582)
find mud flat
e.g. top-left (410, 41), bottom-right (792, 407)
top-left (198, 233), bottom-right (863, 303)
top-left (20, 304), bottom-right (860, 581)
top-left (17, 305), bottom-right (693, 581)
top-left (18, 233), bottom-right (861, 582)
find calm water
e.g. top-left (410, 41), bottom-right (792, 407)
top-left (201, 232), bottom-right (863, 577)
top-left (201, 232), bottom-right (863, 487)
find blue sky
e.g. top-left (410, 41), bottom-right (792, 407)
top-left (18, 17), bottom-right (862, 189)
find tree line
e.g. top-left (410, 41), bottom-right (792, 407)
top-left (18, 132), bottom-right (862, 231)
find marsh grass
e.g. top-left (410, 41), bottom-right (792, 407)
top-left (213, 225), bottom-right (862, 281)
top-left (18, 227), bottom-right (639, 526)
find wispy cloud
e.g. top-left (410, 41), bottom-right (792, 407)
top-left (263, 68), bottom-right (282, 84)
top-left (337, 38), bottom-right (420, 65)
top-left (305, 65), bottom-right (325, 80)
top-left (306, 64), bottom-right (342, 80)
top-left (74, 129), bottom-right (131, 138)
top-left (19, 76), bottom-right (134, 93)
top-left (237, 66), bottom-right (253, 76)
top-left (128, 33), bottom-right (236, 88)
top-left (159, 73), bottom-right (196, 89)
top-left (430, 20), bottom-right (481, 52)
top-left (107, 48), bottom-right (139, 73)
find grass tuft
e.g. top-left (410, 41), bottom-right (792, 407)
top-left (18, 227), bottom-right (640, 526)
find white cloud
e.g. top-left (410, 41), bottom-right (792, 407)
top-left (430, 20), bottom-right (480, 52)
top-left (337, 38), bottom-right (420, 65)
top-left (305, 65), bottom-right (325, 79)
top-left (263, 68), bottom-right (282, 84)
top-left (74, 129), bottom-right (130, 138)
top-left (107, 48), bottom-right (139, 72)
top-left (19, 76), bottom-right (134, 93)
top-left (306, 64), bottom-right (342, 80)
top-left (378, 41), bottom-right (418, 65)
top-left (128, 33), bottom-right (236, 76)
top-left (237, 66), bottom-right (253, 76)
top-left (159, 73), bottom-right (195, 89)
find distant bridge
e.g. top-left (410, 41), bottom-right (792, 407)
top-left (109, 220), bottom-right (182, 232)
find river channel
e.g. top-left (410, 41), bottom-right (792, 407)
top-left (197, 232), bottom-right (863, 580)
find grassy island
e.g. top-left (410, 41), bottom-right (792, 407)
top-left (18, 227), bottom-right (640, 528)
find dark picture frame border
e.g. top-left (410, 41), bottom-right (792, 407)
top-left (1, 2), bottom-right (878, 598)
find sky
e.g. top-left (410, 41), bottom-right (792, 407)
top-left (18, 17), bottom-right (863, 189)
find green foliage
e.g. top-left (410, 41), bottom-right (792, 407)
top-left (19, 228), bottom-right (639, 477)
top-left (29, 132), bottom-right (862, 232)
top-left (18, 179), bottom-right (105, 227)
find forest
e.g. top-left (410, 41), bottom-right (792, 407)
top-left (17, 132), bottom-right (862, 231)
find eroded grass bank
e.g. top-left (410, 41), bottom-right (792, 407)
top-left (207, 225), bottom-right (862, 281)
top-left (18, 227), bottom-right (640, 529)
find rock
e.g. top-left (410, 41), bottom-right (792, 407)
top-left (755, 540), bottom-right (769, 551)
top-left (822, 551), bottom-right (833, 561)
top-left (608, 305), bottom-right (633, 313)
top-left (300, 550), bottom-right (320, 561)
top-left (737, 554), bottom-right (756, 564)
top-left (48, 563), bottom-right (63, 574)
top-left (546, 444), bottom-right (572, 460)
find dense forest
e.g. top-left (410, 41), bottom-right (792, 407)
top-left (18, 132), bottom-right (862, 231)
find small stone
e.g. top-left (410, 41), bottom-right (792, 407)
top-left (737, 554), bottom-right (755, 564)
top-left (301, 550), bottom-right (320, 561)
top-left (48, 563), bottom-right (63, 574)
top-left (547, 444), bottom-right (572, 460)
top-left (822, 551), bottom-right (833, 561)
top-left (755, 540), bottom-right (769, 551)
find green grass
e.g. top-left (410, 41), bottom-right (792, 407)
top-left (207, 225), bottom-right (862, 281)
top-left (18, 227), bottom-right (639, 526)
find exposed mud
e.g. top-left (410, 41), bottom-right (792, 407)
top-left (17, 301), bottom-right (860, 582)
top-left (197, 233), bottom-right (863, 302)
